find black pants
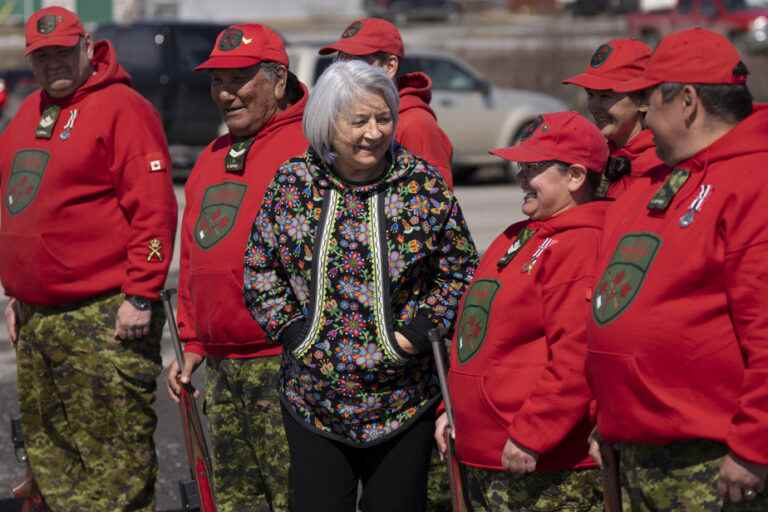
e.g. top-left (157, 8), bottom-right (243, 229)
top-left (282, 403), bottom-right (435, 512)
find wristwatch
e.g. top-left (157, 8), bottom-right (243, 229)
top-left (125, 295), bottom-right (152, 311)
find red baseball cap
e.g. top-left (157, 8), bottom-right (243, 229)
top-left (319, 18), bottom-right (404, 57)
top-left (25, 6), bottom-right (85, 56)
top-left (195, 24), bottom-right (288, 71)
top-left (490, 112), bottom-right (609, 174)
top-left (615, 28), bottom-right (747, 93)
top-left (562, 39), bottom-right (651, 91)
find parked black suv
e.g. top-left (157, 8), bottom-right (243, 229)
top-left (94, 22), bottom-right (227, 167)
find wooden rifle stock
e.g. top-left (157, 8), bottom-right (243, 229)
top-left (599, 442), bottom-right (622, 512)
top-left (161, 289), bottom-right (218, 512)
top-left (429, 328), bottom-right (468, 512)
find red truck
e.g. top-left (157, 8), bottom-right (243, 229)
top-left (627, 0), bottom-right (768, 53)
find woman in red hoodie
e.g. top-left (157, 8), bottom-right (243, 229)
top-left (563, 38), bottom-right (665, 199)
top-left (435, 112), bottom-right (610, 511)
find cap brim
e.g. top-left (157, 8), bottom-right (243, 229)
top-left (194, 55), bottom-right (263, 71)
top-left (613, 76), bottom-right (661, 93)
top-left (319, 40), bottom-right (378, 56)
top-left (25, 34), bottom-right (81, 55)
top-left (562, 72), bottom-right (624, 91)
top-left (489, 145), bottom-right (558, 164)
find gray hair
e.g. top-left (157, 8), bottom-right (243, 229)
top-left (303, 60), bottom-right (399, 166)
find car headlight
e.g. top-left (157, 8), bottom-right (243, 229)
top-left (752, 16), bottom-right (768, 31)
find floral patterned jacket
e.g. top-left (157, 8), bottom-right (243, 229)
top-left (244, 145), bottom-right (478, 446)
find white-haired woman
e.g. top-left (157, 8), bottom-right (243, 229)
top-left (243, 60), bottom-right (478, 512)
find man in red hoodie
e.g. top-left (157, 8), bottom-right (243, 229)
top-left (0, 6), bottom-right (177, 511)
top-left (319, 18), bottom-right (454, 188)
top-left (587, 28), bottom-right (768, 510)
top-left (164, 24), bottom-right (308, 511)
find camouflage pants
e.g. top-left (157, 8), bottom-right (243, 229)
top-left (427, 447), bottom-right (452, 511)
top-left (621, 440), bottom-right (768, 511)
top-left (15, 292), bottom-right (163, 512)
top-left (205, 355), bottom-right (290, 512)
top-left (465, 466), bottom-right (603, 511)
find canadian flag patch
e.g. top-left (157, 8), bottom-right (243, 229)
top-left (147, 152), bottom-right (167, 172)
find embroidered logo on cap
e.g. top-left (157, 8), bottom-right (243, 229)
top-left (219, 28), bottom-right (244, 51)
top-left (342, 21), bottom-right (363, 38)
top-left (37, 15), bottom-right (60, 34)
top-left (590, 44), bottom-right (613, 68)
top-left (517, 115), bottom-right (545, 142)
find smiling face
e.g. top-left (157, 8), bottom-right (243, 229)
top-left (586, 88), bottom-right (645, 149)
top-left (518, 162), bottom-right (584, 220)
top-left (331, 90), bottom-right (394, 182)
top-left (210, 65), bottom-right (286, 138)
top-left (28, 35), bottom-right (93, 98)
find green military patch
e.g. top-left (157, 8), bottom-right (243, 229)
top-left (518, 116), bottom-right (544, 142)
top-left (35, 105), bottom-right (61, 139)
top-left (194, 182), bottom-right (247, 249)
top-left (225, 137), bottom-right (255, 172)
top-left (590, 44), bottom-right (613, 68)
top-left (457, 279), bottom-right (500, 363)
top-left (342, 21), bottom-right (363, 38)
top-left (37, 15), bottom-right (58, 34)
top-left (647, 168), bottom-right (690, 213)
top-left (219, 28), bottom-right (244, 51)
top-left (593, 233), bottom-right (662, 326)
top-left (5, 149), bottom-right (50, 215)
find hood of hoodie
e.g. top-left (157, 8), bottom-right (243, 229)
top-left (397, 72), bottom-right (437, 120)
top-left (613, 129), bottom-right (665, 177)
top-left (215, 81), bottom-right (309, 150)
top-left (681, 103), bottom-right (768, 172)
top-left (528, 200), bottom-right (609, 238)
top-left (307, 143), bottom-right (419, 196)
top-left (41, 40), bottom-right (131, 107)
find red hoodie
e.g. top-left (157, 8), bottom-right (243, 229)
top-left (449, 201), bottom-right (608, 472)
top-left (606, 129), bottom-right (666, 199)
top-left (0, 41), bottom-right (177, 305)
top-left (397, 72), bottom-right (453, 188)
top-left (177, 85), bottom-right (309, 359)
top-left (587, 105), bottom-right (768, 466)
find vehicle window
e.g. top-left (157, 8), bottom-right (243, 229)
top-left (110, 27), bottom-right (164, 72)
top-left (314, 56), bottom-right (333, 83)
top-left (677, 0), bottom-right (693, 13)
top-left (418, 57), bottom-right (479, 91)
top-left (700, 0), bottom-right (717, 16)
top-left (175, 27), bottom-right (223, 72)
top-left (722, 0), bottom-right (768, 9)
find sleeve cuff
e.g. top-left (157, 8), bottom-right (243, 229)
top-left (398, 313), bottom-right (435, 355)
top-left (278, 316), bottom-right (309, 351)
top-left (183, 341), bottom-right (206, 357)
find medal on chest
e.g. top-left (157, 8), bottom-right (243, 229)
top-left (59, 109), bottom-right (78, 140)
top-left (522, 237), bottom-right (556, 273)
top-left (679, 184), bottom-right (713, 228)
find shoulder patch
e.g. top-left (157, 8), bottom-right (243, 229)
top-left (194, 182), bottom-right (248, 249)
top-left (5, 149), bottom-right (50, 215)
top-left (457, 279), bottom-right (500, 364)
top-left (593, 232), bottom-right (661, 326)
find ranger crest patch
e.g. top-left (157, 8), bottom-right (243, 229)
top-left (194, 182), bottom-right (247, 249)
top-left (457, 279), bottom-right (500, 363)
top-left (593, 233), bottom-right (661, 325)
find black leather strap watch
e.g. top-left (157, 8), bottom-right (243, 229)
top-left (125, 295), bottom-right (152, 311)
